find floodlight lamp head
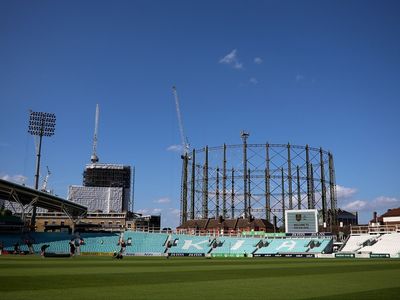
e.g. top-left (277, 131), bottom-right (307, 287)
top-left (28, 111), bottom-right (56, 137)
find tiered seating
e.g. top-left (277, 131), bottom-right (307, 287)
top-left (340, 235), bottom-right (372, 252)
top-left (307, 239), bottom-right (332, 253)
top-left (255, 239), bottom-right (291, 255)
top-left (211, 237), bottom-right (260, 255)
top-left (124, 232), bottom-right (168, 254)
top-left (359, 233), bottom-right (400, 257)
top-left (0, 232), bottom-right (72, 254)
top-left (0, 234), bottom-right (25, 252)
top-left (80, 233), bottom-right (120, 253)
top-left (255, 238), bottom-right (332, 255)
top-left (169, 235), bottom-right (211, 254)
top-left (0, 232), bottom-right (332, 256)
top-left (32, 232), bottom-right (72, 254)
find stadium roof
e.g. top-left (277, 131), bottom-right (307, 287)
top-left (0, 179), bottom-right (87, 217)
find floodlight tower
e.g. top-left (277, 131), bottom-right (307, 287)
top-left (28, 110), bottom-right (56, 230)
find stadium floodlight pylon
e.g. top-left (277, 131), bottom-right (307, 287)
top-left (28, 110), bottom-right (56, 230)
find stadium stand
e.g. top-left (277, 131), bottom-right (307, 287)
top-left (254, 238), bottom-right (332, 255)
top-left (211, 237), bottom-right (261, 256)
top-left (339, 234), bottom-right (375, 252)
top-left (79, 233), bottom-right (120, 253)
top-left (358, 233), bottom-right (400, 258)
top-left (168, 235), bottom-right (211, 255)
top-left (11, 231), bottom-right (400, 259)
top-left (123, 232), bottom-right (168, 254)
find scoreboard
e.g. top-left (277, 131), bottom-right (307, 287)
top-left (285, 209), bottom-right (318, 233)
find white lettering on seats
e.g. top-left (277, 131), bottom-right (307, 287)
top-left (231, 240), bottom-right (245, 250)
top-left (182, 240), bottom-right (208, 250)
top-left (276, 240), bottom-right (296, 251)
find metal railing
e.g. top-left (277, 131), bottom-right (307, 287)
top-left (350, 224), bottom-right (400, 235)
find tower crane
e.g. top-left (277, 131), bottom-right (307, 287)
top-left (172, 86), bottom-right (190, 225)
top-left (91, 104), bottom-right (100, 163)
top-left (172, 86), bottom-right (190, 157)
top-left (41, 166), bottom-right (51, 192)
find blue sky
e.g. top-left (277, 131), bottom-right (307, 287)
top-left (0, 0), bottom-right (399, 227)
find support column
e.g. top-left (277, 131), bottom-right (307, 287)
top-left (320, 148), bottom-right (327, 223)
top-left (241, 132), bottom-right (249, 218)
top-left (265, 143), bottom-right (271, 222)
top-left (190, 149), bottom-right (195, 220)
top-left (202, 146), bottom-right (209, 219)
top-left (329, 152), bottom-right (337, 225)
top-left (248, 169), bottom-right (251, 217)
top-left (216, 168), bottom-right (220, 218)
top-left (281, 168), bottom-right (285, 226)
top-left (306, 145), bottom-right (312, 209)
top-left (296, 166), bottom-right (301, 209)
top-left (287, 143), bottom-right (293, 210)
top-left (222, 144), bottom-right (227, 218)
top-left (180, 154), bottom-right (189, 224)
top-left (31, 133), bottom-right (43, 230)
top-left (310, 164), bottom-right (315, 209)
top-left (231, 168), bottom-right (235, 218)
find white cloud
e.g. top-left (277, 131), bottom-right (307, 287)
top-left (166, 144), bottom-right (183, 152)
top-left (219, 49), bottom-right (243, 69)
top-left (296, 74), bottom-right (304, 81)
top-left (254, 57), bottom-right (263, 64)
top-left (249, 77), bottom-right (258, 85)
top-left (343, 200), bottom-right (368, 211)
top-left (1, 174), bottom-right (27, 184)
top-left (372, 196), bottom-right (400, 209)
top-left (342, 196), bottom-right (400, 212)
top-left (136, 208), bottom-right (149, 215)
top-left (169, 208), bottom-right (180, 216)
top-left (154, 197), bottom-right (171, 204)
top-left (137, 207), bottom-right (162, 215)
top-left (336, 185), bottom-right (357, 200)
top-left (152, 208), bottom-right (162, 214)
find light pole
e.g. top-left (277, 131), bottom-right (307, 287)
top-left (28, 111), bottom-right (56, 230)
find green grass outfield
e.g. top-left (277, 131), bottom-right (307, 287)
top-left (1, 256), bottom-right (400, 300)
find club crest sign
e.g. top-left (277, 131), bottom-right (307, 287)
top-left (285, 209), bottom-right (318, 233)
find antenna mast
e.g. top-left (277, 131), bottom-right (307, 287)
top-left (91, 104), bottom-right (100, 163)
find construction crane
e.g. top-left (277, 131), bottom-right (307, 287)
top-left (91, 104), bottom-right (100, 163)
top-left (172, 86), bottom-right (190, 225)
top-left (41, 166), bottom-right (51, 192)
top-left (172, 86), bottom-right (190, 157)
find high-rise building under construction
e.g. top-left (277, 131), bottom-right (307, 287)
top-left (68, 105), bottom-right (133, 213)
